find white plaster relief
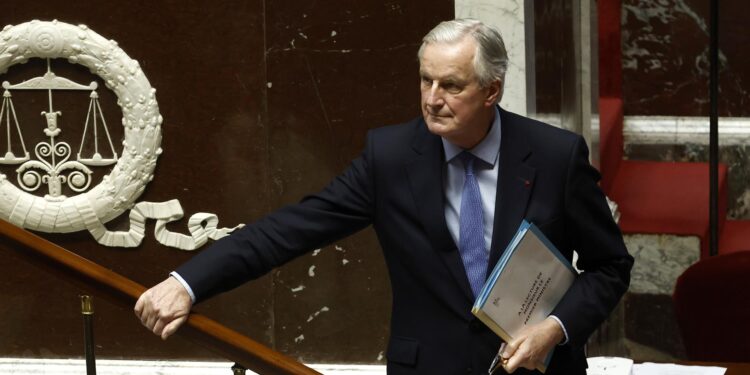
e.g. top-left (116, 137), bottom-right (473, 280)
top-left (0, 20), bottom-right (240, 250)
top-left (91, 200), bottom-right (243, 250)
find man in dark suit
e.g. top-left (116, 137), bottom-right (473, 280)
top-left (135, 19), bottom-right (632, 374)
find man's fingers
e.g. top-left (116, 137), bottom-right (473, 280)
top-left (501, 339), bottom-right (517, 360)
top-left (152, 317), bottom-right (167, 337)
top-left (135, 292), bottom-right (161, 330)
top-left (505, 347), bottom-right (535, 373)
top-left (504, 351), bottom-right (520, 373)
top-left (146, 305), bottom-right (185, 339)
top-left (146, 312), bottom-right (159, 330)
top-left (502, 337), bottom-right (531, 373)
top-left (134, 291), bottom-right (155, 325)
top-left (501, 318), bottom-right (563, 372)
top-left (161, 315), bottom-right (188, 340)
top-left (501, 340), bottom-right (518, 373)
top-left (134, 295), bottom-right (144, 316)
top-left (134, 276), bottom-right (193, 338)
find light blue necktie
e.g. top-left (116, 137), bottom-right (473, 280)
top-left (458, 152), bottom-right (488, 298)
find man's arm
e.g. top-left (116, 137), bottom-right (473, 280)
top-left (174, 138), bottom-right (374, 303)
top-left (500, 135), bottom-right (633, 372)
top-left (134, 132), bottom-right (376, 338)
top-left (551, 135), bottom-right (633, 348)
top-left (134, 276), bottom-right (193, 340)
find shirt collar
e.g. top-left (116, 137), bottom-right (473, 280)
top-left (442, 106), bottom-right (502, 166)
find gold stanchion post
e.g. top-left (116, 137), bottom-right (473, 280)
top-left (232, 362), bottom-right (247, 374)
top-left (80, 295), bottom-right (96, 375)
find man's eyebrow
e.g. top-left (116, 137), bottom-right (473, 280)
top-left (442, 76), bottom-right (467, 85)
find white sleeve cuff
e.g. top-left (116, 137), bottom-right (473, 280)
top-left (169, 271), bottom-right (196, 304)
top-left (548, 315), bottom-right (569, 345)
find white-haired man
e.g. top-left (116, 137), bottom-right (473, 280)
top-left (136, 19), bottom-right (632, 374)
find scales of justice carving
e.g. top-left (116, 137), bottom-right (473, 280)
top-left (0, 20), bottom-right (241, 250)
top-left (1, 59), bottom-right (117, 199)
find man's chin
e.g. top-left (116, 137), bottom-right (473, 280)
top-left (424, 119), bottom-right (453, 137)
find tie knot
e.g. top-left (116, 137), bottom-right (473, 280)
top-left (460, 151), bottom-right (476, 175)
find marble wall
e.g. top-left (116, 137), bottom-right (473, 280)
top-left (617, 2), bottom-right (750, 360)
top-left (621, 0), bottom-right (750, 117)
top-left (456, 0), bottom-right (533, 115)
top-left (617, 0), bottom-right (750, 230)
top-left (536, 0), bottom-right (750, 117)
top-left (530, 1), bottom-right (750, 362)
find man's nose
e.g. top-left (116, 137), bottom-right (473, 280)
top-left (426, 83), bottom-right (444, 107)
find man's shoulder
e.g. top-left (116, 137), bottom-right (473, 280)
top-left (501, 109), bottom-right (582, 160)
top-left (364, 116), bottom-right (430, 153)
top-left (368, 116), bottom-right (424, 139)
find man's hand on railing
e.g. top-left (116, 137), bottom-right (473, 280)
top-left (134, 277), bottom-right (192, 340)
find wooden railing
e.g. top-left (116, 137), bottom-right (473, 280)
top-left (0, 219), bottom-right (321, 375)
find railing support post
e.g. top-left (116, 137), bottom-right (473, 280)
top-left (232, 363), bottom-right (247, 374)
top-left (80, 295), bottom-right (97, 375)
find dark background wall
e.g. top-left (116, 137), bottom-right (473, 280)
top-left (534, 0), bottom-right (569, 115)
top-left (0, 0), bottom-right (453, 363)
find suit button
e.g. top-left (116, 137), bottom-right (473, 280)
top-left (469, 319), bottom-right (483, 332)
top-left (466, 366), bottom-right (473, 374)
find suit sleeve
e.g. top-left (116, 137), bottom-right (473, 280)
top-left (551, 135), bottom-right (633, 348)
top-left (176, 133), bottom-right (376, 303)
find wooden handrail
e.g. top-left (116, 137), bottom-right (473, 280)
top-left (0, 219), bottom-right (321, 375)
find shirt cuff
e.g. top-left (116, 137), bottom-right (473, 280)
top-left (170, 271), bottom-right (196, 304)
top-left (548, 315), bottom-right (569, 345)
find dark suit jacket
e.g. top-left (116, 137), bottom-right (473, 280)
top-left (177, 108), bottom-right (633, 375)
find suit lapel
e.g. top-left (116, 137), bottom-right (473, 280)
top-left (405, 122), bottom-right (476, 305)
top-left (488, 109), bottom-right (536, 271)
top-left (404, 111), bottom-right (538, 307)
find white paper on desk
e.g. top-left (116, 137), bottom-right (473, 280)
top-left (633, 362), bottom-right (726, 375)
top-left (586, 357), bottom-right (633, 375)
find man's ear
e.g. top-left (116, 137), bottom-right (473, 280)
top-left (484, 80), bottom-right (502, 106)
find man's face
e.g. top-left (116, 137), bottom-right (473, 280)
top-left (419, 37), bottom-right (499, 149)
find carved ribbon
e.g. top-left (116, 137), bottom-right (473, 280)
top-left (86, 199), bottom-right (243, 250)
